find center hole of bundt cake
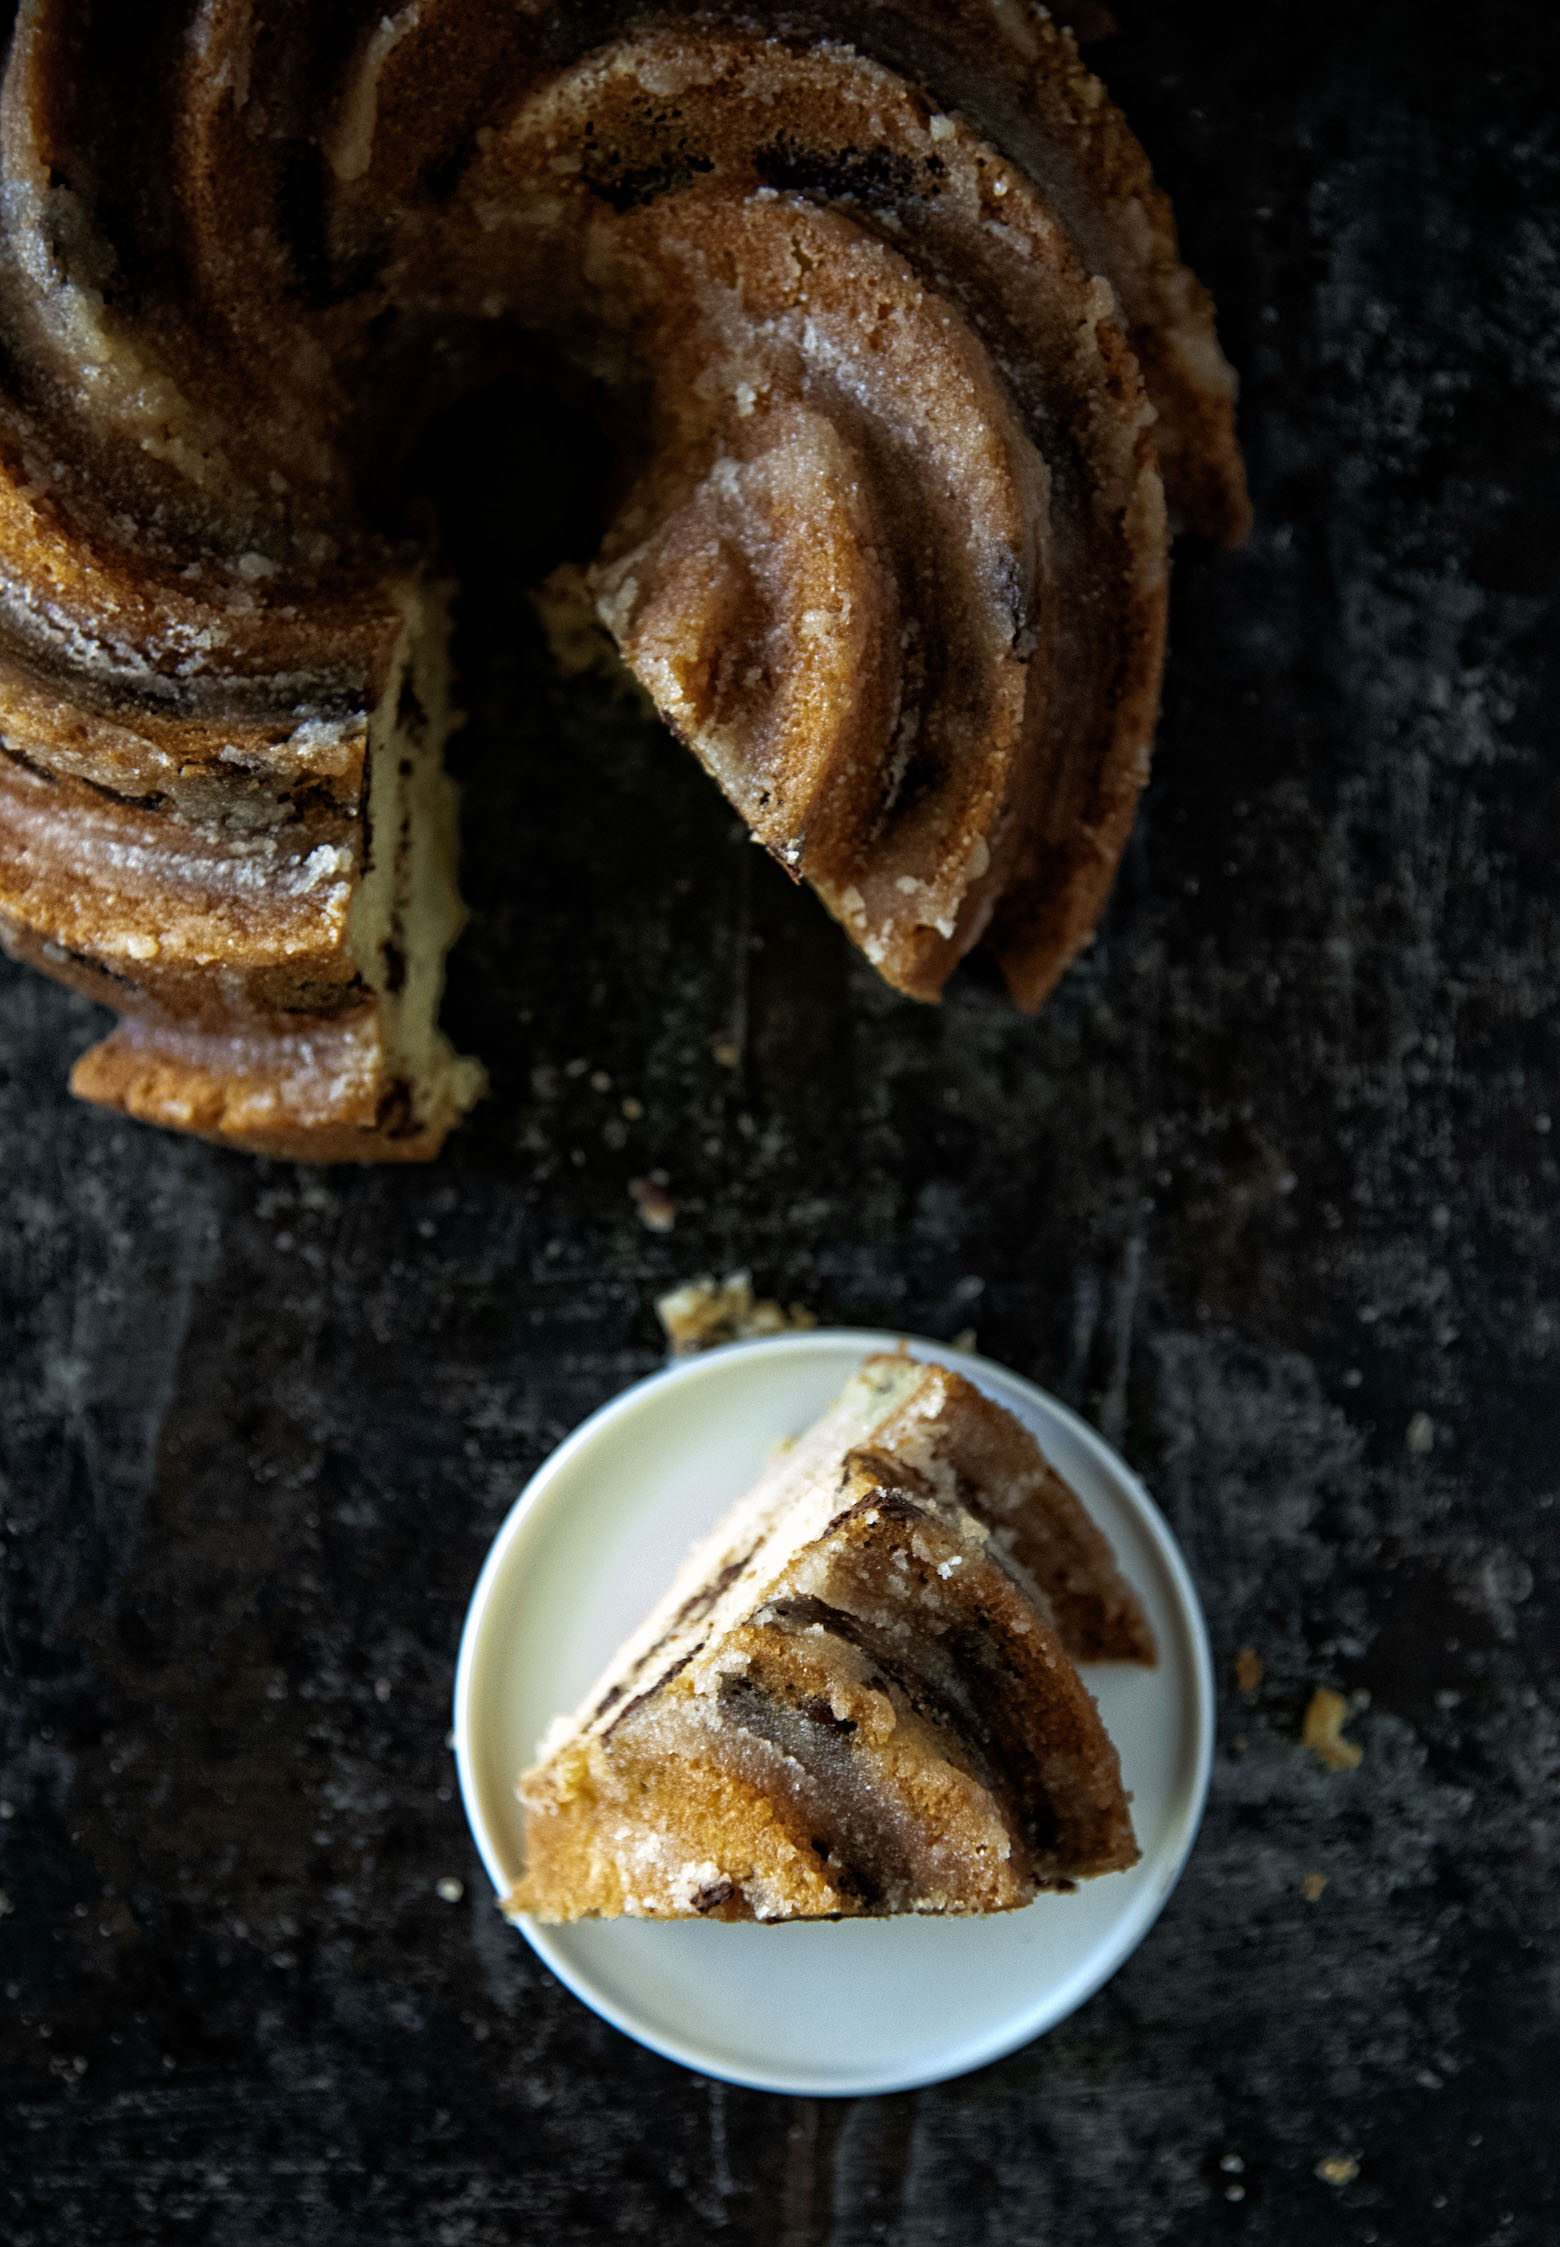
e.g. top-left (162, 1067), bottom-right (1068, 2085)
top-left (391, 365), bottom-right (840, 1136)
top-left (392, 363), bottom-right (625, 587)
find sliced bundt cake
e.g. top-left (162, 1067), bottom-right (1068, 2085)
top-left (0, 2), bottom-right (1245, 1157)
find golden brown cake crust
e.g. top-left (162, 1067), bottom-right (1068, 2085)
top-left (510, 1354), bottom-right (1144, 1924)
top-left (864, 1357), bottom-right (1158, 1663)
top-left (66, 1012), bottom-right (453, 1163)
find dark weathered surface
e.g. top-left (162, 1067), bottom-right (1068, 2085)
top-left (2, 3), bottom-right (1557, 2239)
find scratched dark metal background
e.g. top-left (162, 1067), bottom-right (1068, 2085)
top-left (2, 2), bottom-right (1558, 2240)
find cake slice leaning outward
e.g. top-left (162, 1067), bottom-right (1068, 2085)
top-left (509, 1354), bottom-right (1153, 1925)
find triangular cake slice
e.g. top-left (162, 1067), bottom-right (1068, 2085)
top-left (509, 1354), bottom-right (1153, 1923)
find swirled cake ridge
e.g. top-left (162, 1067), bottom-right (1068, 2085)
top-left (0, 1), bottom-right (1247, 1158)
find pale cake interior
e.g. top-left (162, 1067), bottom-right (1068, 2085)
top-left (345, 584), bottom-right (486, 1145)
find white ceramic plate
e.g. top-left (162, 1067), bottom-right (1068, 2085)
top-left (454, 1330), bottom-right (1213, 2096)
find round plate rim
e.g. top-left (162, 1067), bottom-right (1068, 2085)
top-left (453, 1329), bottom-right (1215, 2096)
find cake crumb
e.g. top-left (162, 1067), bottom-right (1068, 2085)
top-left (1302, 1870), bottom-right (1328, 1903)
top-left (530, 563), bottom-right (649, 704)
top-left (1314, 2155), bottom-right (1359, 2187)
top-left (1235, 1645), bottom-right (1263, 1694)
top-left (1303, 1687), bottom-right (1362, 1771)
top-left (657, 1271), bottom-right (817, 1354)
top-left (629, 1173), bottom-right (677, 1232)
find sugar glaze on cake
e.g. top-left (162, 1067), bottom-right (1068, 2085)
top-left (511, 1354), bottom-right (1153, 1923)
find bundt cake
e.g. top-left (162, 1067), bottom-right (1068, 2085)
top-left (511, 1353), bottom-right (1152, 1922)
top-left (0, 2), bottom-right (1248, 1160)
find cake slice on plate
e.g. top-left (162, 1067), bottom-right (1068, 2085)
top-left (509, 1354), bottom-right (1153, 1924)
